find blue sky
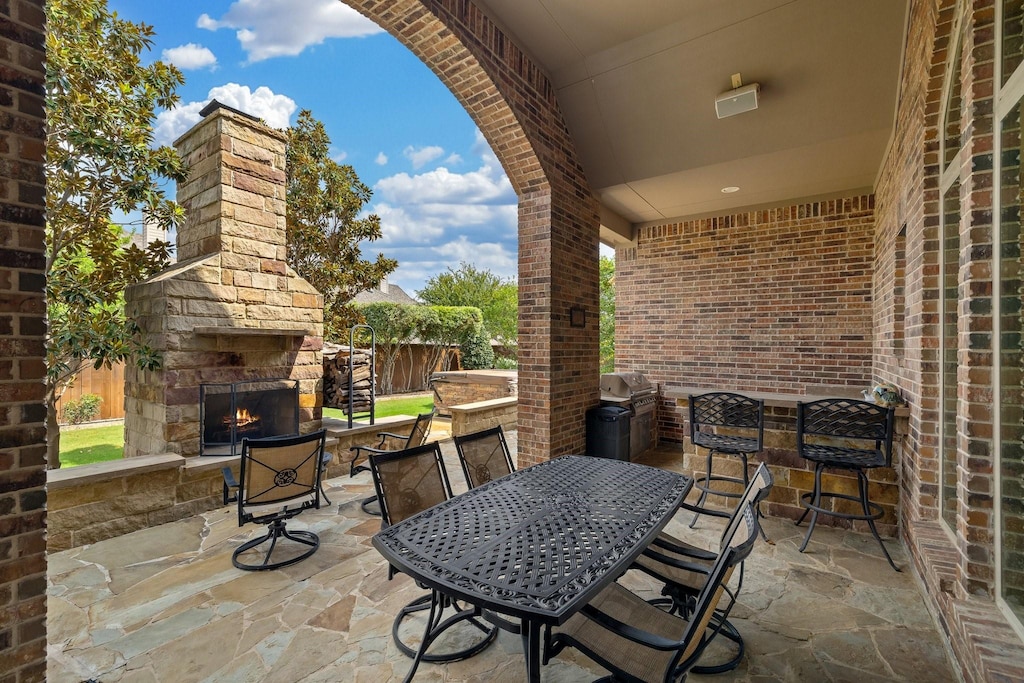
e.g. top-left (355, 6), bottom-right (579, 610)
top-left (108, 0), bottom-right (519, 295)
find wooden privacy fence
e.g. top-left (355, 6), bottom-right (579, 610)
top-left (56, 362), bottom-right (125, 422)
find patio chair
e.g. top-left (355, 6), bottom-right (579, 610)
top-left (795, 397), bottom-right (899, 571)
top-left (221, 430), bottom-right (325, 571)
top-left (349, 408), bottom-right (435, 515)
top-left (687, 392), bottom-right (765, 532)
top-left (453, 425), bottom-right (515, 489)
top-left (369, 441), bottom-right (498, 664)
top-left (544, 502), bottom-right (762, 683)
top-left (630, 462), bottom-right (774, 673)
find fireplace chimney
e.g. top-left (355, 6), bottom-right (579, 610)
top-left (123, 103), bottom-right (324, 458)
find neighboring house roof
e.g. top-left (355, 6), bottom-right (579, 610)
top-left (353, 282), bottom-right (419, 305)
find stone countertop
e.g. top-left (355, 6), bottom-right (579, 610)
top-left (662, 385), bottom-right (909, 417)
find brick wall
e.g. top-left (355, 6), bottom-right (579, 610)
top-left (617, 195), bottom-right (876, 401)
top-left (0, 1), bottom-right (47, 681)
top-left (348, 0), bottom-right (600, 466)
top-left (874, 1), bottom-right (1024, 681)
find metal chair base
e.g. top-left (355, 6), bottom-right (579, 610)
top-left (360, 494), bottom-right (381, 516)
top-left (232, 520), bottom-right (319, 571)
top-left (396, 589), bottom-right (498, 682)
top-left (796, 464), bottom-right (900, 572)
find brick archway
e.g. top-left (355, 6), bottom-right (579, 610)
top-left (346, 0), bottom-right (601, 465)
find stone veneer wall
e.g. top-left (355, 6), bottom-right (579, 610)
top-left (123, 107), bottom-right (324, 458)
top-left (449, 397), bottom-right (518, 437)
top-left (0, 1), bottom-right (46, 681)
top-left (347, 0), bottom-right (600, 467)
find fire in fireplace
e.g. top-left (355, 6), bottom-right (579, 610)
top-left (200, 379), bottom-right (300, 456)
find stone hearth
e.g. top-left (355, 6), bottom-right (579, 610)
top-left (123, 103), bottom-right (324, 458)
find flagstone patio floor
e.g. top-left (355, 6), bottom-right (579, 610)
top-left (47, 433), bottom-right (958, 682)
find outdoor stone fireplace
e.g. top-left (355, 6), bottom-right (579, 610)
top-left (123, 101), bottom-right (324, 458)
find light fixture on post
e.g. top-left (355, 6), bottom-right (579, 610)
top-left (715, 73), bottom-right (760, 119)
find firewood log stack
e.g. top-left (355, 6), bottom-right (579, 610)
top-left (323, 344), bottom-right (374, 413)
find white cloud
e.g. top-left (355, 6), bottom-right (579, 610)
top-left (436, 236), bottom-right (517, 278)
top-left (444, 153), bottom-right (463, 165)
top-left (162, 43), bottom-right (217, 70)
top-left (153, 83), bottom-right (297, 146)
top-left (403, 145), bottom-right (445, 169)
top-left (332, 149), bottom-right (348, 163)
top-left (375, 164), bottom-right (515, 206)
top-left (375, 152), bottom-right (388, 166)
top-left (198, 0), bottom-right (383, 63)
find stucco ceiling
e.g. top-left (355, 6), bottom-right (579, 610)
top-left (473, 0), bottom-right (909, 243)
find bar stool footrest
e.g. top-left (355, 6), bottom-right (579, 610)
top-left (799, 491), bottom-right (883, 521)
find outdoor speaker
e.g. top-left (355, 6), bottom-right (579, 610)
top-left (715, 83), bottom-right (760, 119)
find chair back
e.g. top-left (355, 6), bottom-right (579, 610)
top-left (369, 441), bottom-right (453, 526)
top-left (674, 503), bottom-right (760, 672)
top-left (689, 391), bottom-right (764, 447)
top-left (797, 398), bottom-right (896, 466)
top-left (454, 425), bottom-right (514, 489)
top-left (717, 462), bottom-right (773, 549)
top-left (238, 430), bottom-right (325, 524)
top-left (407, 409), bottom-right (435, 447)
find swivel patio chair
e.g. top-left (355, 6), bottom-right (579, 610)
top-left (369, 441), bottom-right (498, 665)
top-left (544, 502), bottom-right (762, 683)
top-left (631, 462), bottom-right (774, 674)
top-left (221, 430), bottom-right (325, 571)
top-left (687, 392), bottom-right (766, 535)
top-left (349, 408), bottom-right (435, 515)
top-left (795, 397), bottom-right (899, 571)
top-left (453, 425), bottom-right (515, 489)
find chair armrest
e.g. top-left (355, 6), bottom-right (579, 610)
top-left (222, 467), bottom-right (239, 505)
top-left (349, 444), bottom-right (390, 455)
top-left (580, 600), bottom-right (680, 651)
top-left (376, 431), bottom-right (407, 440)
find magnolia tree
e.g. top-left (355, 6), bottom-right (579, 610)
top-left (45, 0), bottom-right (186, 467)
top-left (286, 110), bottom-right (396, 340)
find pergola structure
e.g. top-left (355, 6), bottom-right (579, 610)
top-left (2, 1), bottom-right (1023, 681)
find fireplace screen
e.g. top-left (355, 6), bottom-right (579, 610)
top-left (200, 379), bottom-right (300, 456)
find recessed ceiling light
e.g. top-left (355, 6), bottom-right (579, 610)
top-left (721, 186), bottom-right (740, 193)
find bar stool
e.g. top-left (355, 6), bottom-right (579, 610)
top-left (687, 392), bottom-right (765, 536)
top-left (795, 397), bottom-right (899, 571)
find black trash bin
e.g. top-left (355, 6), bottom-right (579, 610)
top-left (586, 406), bottom-right (631, 461)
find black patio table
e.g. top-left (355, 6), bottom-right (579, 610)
top-left (372, 454), bottom-right (692, 682)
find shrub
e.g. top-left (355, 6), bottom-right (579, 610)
top-left (494, 356), bottom-right (518, 369)
top-left (460, 325), bottom-right (495, 369)
top-left (63, 393), bottom-right (103, 424)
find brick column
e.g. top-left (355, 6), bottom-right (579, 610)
top-left (0, 1), bottom-right (47, 680)
top-left (348, 0), bottom-right (601, 465)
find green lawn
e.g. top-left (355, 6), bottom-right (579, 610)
top-left (60, 425), bottom-right (125, 467)
top-left (323, 393), bottom-right (434, 421)
top-left (58, 393), bottom-right (436, 467)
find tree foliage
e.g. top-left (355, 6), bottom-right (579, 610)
top-left (45, 0), bottom-right (186, 467)
top-left (417, 263), bottom-right (518, 355)
top-left (286, 110), bottom-right (397, 341)
top-left (599, 255), bottom-right (616, 373)
top-left (358, 303), bottom-right (419, 395)
top-left (418, 306), bottom-right (483, 381)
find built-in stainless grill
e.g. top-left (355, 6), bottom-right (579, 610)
top-left (600, 371), bottom-right (658, 458)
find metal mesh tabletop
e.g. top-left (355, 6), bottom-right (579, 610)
top-left (372, 455), bottom-right (690, 624)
